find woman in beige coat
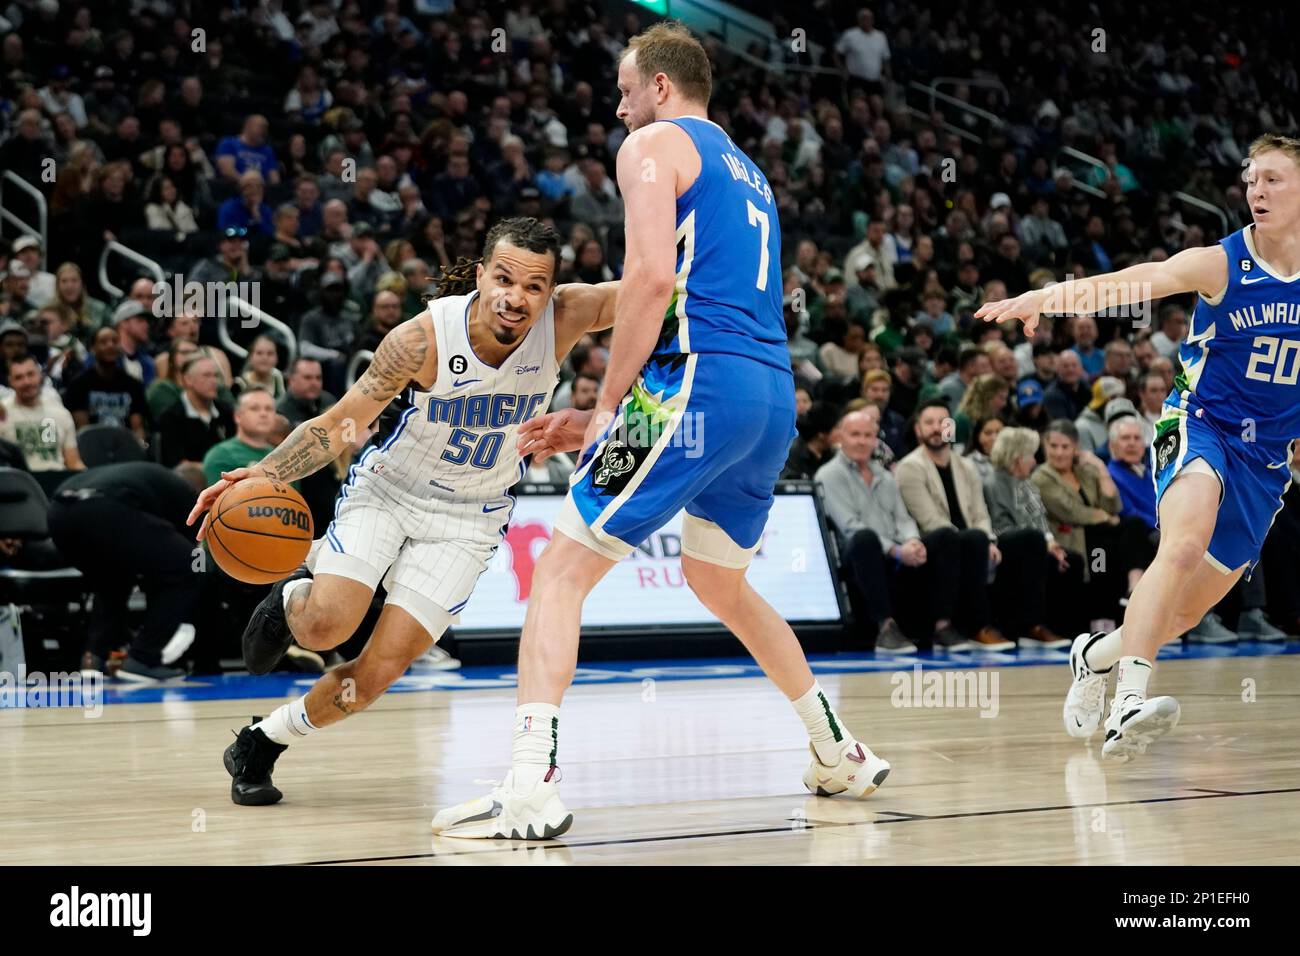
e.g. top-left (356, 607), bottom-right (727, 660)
top-left (1032, 419), bottom-right (1154, 621)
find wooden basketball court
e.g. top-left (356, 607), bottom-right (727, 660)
top-left (3, 654), bottom-right (1297, 865)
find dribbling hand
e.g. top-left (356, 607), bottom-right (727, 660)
top-left (186, 467), bottom-right (255, 541)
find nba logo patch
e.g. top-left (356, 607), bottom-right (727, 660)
top-left (523, 716), bottom-right (532, 732)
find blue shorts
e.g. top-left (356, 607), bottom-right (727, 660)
top-left (1152, 404), bottom-right (1296, 573)
top-left (563, 352), bottom-right (796, 559)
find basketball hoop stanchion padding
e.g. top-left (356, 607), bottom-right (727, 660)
top-left (207, 476), bottom-right (313, 585)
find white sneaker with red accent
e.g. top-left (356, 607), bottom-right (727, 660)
top-left (431, 768), bottom-right (573, 840)
top-left (802, 740), bottom-right (891, 798)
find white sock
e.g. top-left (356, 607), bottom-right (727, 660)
top-left (1114, 656), bottom-right (1153, 708)
top-left (793, 681), bottom-right (849, 765)
top-left (281, 577), bottom-right (311, 613)
top-left (511, 703), bottom-right (561, 790)
top-left (253, 694), bottom-right (318, 745)
top-left (1082, 627), bottom-right (1122, 673)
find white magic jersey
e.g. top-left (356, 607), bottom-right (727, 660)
top-left (350, 290), bottom-right (559, 507)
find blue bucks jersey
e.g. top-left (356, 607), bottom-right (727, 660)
top-left (1176, 226), bottom-right (1300, 448)
top-left (651, 117), bottom-right (788, 374)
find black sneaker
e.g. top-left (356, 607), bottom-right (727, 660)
top-left (242, 566), bottom-right (312, 675)
top-left (224, 719), bottom-right (289, 806)
top-left (933, 624), bottom-right (973, 652)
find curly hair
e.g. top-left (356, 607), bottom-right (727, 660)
top-left (422, 216), bottom-right (561, 302)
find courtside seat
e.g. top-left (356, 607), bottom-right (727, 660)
top-left (77, 425), bottom-right (148, 468)
top-left (0, 468), bottom-right (85, 606)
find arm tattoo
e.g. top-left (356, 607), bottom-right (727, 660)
top-left (255, 420), bottom-right (339, 482)
top-left (332, 692), bottom-right (355, 716)
top-left (356, 319), bottom-right (430, 402)
top-left (255, 321), bottom-right (429, 483)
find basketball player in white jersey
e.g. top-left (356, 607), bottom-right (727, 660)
top-left (185, 218), bottom-right (619, 805)
top-left (978, 135), bottom-right (1300, 761)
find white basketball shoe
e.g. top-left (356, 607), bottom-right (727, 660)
top-left (1064, 632), bottom-right (1110, 738)
top-left (802, 739), bottom-right (891, 798)
top-left (431, 769), bottom-right (573, 840)
top-left (1101, 695), bottom-right (1181, 762)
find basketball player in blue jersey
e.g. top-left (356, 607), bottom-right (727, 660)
top-left (184, 218), bottom-right (622, 806)
top-left (977, 134), bottom-right (1300, 762)
top-left (433, 23), bottom-right (889, 840)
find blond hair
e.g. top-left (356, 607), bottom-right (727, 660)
top-left (1248, 133), bottom-right (1300, 170)
top-left (621, 22), bottom-right (712, 105)
top-left (957, 372), bottom-right (1009, 420)
top-left (861, 369), bottom-right (892, 390)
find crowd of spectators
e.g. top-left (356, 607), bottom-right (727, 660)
top-left (1, 0), bottom-right (1299, 672)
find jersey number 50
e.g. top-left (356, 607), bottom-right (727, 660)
top-left (441, 428), bottom-right (505, 470)
top-left (1245, 335), bottom-right (1300, 386)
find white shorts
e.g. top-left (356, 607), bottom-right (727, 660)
top-left (309, 476), bottom-right (508, 638)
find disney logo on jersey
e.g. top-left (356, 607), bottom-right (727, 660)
top-left (514, 364), bottom-right (541, 375)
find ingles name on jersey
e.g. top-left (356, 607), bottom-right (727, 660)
top-left (719, 150), bottom-right (773, 204)
top-left (427, 392), bottom-right (549, 429)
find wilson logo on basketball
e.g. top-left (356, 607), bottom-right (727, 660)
top-left (245, 505), bottom-right (312, 530)
top-left (209, 477), bottom-right (314, 584)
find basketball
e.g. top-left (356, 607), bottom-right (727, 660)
top-left (206, 476), bottom-right (313, 585)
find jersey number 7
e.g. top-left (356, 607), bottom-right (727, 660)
top-left (746, 199), bottom-right (770, 292)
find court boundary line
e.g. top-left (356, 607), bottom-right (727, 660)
top-left (292, 785), bottom-right (1300, 865)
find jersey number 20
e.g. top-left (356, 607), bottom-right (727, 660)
top-left (1245, 335), bottom-right (1300, 386)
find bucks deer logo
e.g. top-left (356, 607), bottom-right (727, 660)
top-left (1154, 427), bottom-right (1180, 473)
top-left (593, 440), bottom-right (637, 487)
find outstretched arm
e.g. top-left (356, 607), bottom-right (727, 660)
top-left (522, 280), bottom-right (622, 461)
top-left (187, 317), bottom-right (434, 536)
top-left (552, 280), bottom-right (620, 358)
top-left (975, 245), bottom-right (1228, 335)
